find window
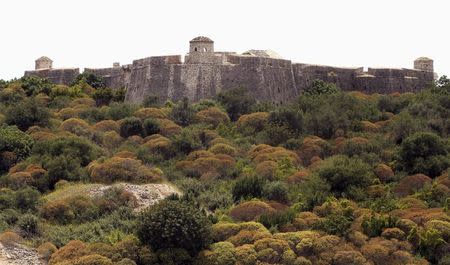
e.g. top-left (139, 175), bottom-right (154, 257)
top-left (194, 47), bottom-right (198, 52)
top-left (203, 47), bottom-right (208, 52)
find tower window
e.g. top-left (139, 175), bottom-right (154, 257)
top-left (203, 47), bottom-right (207, 52)
top-left (194, 47), bottom-right (198, 51)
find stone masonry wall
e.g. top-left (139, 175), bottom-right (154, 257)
top-left (24, 68), bottom-right (80, 86)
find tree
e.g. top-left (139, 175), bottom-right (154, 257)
top-left (120, 117), bottom-right (144, 138)
top-left (0, 125), bottom-right (34, 172)
top-left (315, 155), bottom-right (374, 199)
top-left (217, 87), bottom-right (255, 121)
top-left (171, 97), bottom-right (195, 126)
top-left (303, 79), bottom-right (339, 96)
top-left (20, 76), bottom-right (54, 96)
top-left (5, 99), bottom-right (50, 131)
top-left (137, 199), bottom-right (212, 254)
top-left (232, 176), bottom-right (266, 202)
top-left (71, 72), bottom-right (105, 89)
top-left (397, 132), bottom-right (450, 177)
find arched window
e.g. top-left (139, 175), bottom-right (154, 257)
top-left (203, 47), bottom-right (208, 52)
top-left (194, 47), bottom-right (198, 52)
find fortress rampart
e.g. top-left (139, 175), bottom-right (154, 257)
top-left (24, 37), bottom-right (435, 104)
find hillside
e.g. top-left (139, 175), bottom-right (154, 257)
top-left (0, 74), bottom-right (449, 265)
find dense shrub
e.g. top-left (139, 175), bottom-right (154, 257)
top-left (137, 199), bottom-right (212, 254)
top-left (314, 155), bottom-right (374, 199)
top-left (229, 200), bottom-right (276, 221)
top-left (0, 125), bottom-right (34, 172)
top-left (217, 87), bottom-right (255, 121)
top-left (119, 117), bottom-right (144, 138)
top-left (17, 213), bottom-right (40, 237)
top-left (171, 97), bottom-right (195, 126)
top-left (303, 79), bottom-right (339, 96)
top-left (195, 107), bottom-right (230, 127)
top-left (262, 181), bottom-right (289, 203)
top-left (232, 176), bottom-right (266, 202)
top-left (5, 98), bottom-right (50, 131)
top-left (72, 72), bottom-right (105, 89)
top-left (88, 157), bottom-right (162, 184)
top-left (236, 112), bottom-right (269, 134)
top-left (397, 132), bottom-right (450, 177)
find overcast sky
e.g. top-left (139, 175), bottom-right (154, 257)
top-left (0, 0), bottom-right (448, 80)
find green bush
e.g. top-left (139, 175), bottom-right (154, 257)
top-left (5, 99), bottom-right (50, 131)
top-left (232, 176), bottom-right (266, 202)
top-left (120, 117), bottom-right (144, 138)
top-left (142, 95), bottom-right (160, 108)
top-left (397, 132), bottom-right (450, 177)
top-left (107, 102), bottom-right (137, 120)
top-left (14, 187), bottom-right (41, 211)
top-left (170, 97), bottom-right (195, 126)
top-left (217, 87), bottom-right (255, 121)
top-left (137, 199), bottom-right (212, 254)
top-left (20, 76), bottom-right (54, 96)
top-left (0, 125), bottom-right (34, 172)
top-left (315, 155), bottom-right (374, 199)
top-left (17, 213), bottom-right (40, 237)
top-left (361, 214), bottom-right (398, 237)
top-left (262, 181), bottom-right (289, 203)
top-left (303, 79), bottom-right (339, 96)
top-left (143, 118), bottom-right (160, 136)
top-left (72, 72), bottom-right (105, 89)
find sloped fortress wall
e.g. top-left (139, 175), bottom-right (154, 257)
top-left (24, 68), bottom-right (80, 86)
top-left (24, 37), bottom-right (435, 102)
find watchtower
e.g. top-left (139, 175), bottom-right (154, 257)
top-left (414, 57), bottom-right (433, 72)
top-left (35, 56), bottom-right (53, 70)
top-left (189, 36), bottom-right (214, 53)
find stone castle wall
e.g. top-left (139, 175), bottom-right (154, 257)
top-left (24, 68), bottom-right (80, 85)
top-left (23, 38), bottom-right (435, 103)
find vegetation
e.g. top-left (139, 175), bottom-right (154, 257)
top-left (0, 74), bottom-right (449, 264)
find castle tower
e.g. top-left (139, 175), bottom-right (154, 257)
top-left (414, 57), bottom-right (433, 72)
top-left (186, 36), bottom-right (216, 64)
top-left (35, 56), bottom-right (53, 70)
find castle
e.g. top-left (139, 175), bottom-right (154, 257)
top-left (24, 37), bottom-right (436, 104)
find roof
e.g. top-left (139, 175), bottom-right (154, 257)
top-left (190, 36), bottom-right (213, 43)
top-left (242, 50), bottom-right (283, 59)
top-left (415, 57), bottom-right (432, 61)
top-left (36, 56), bottom-right (53, 62)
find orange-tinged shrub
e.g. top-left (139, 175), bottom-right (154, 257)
top-left (209, 143), bottom-right (237, 156)
top-left (230, 200), bottom-right (276, 221)
top-left (250, 145), bottom-right (299, 165)
top-left (287, 170), bottom-right (310, 184)
top-left (254, 237), bottom-right (290, 255)
top-left (436, 172), bottom-right (450, 188)
top-left (186, 150), bottom-right (214, 161)
top-left (255, 161), bottom-right (278, 180)
top-left (208, 137), bottom-right (230, 147)
top-left (114, 151), bottom-right (137, 159)
top-left (298, 136), bottom-right (330, 165)
top-left (374, 163), bottom-right (395, 182)
top-left (101, 131), bottom-right (123, 149)
top-left (92, 120), bottom-right (119, 133)
top-left (227, 230), bottom-right (271, 246)
top-left (0, 231), bottom-right (23, 246)
top-left (89, 157), bottom-right (162, 184)
top-left (195, 107), bottom-right (230, 127)
top-left (236, 112), bottom-right (269, 134)
top-left (59, 118), bottom-right (92, 138)
top-left (156, 118), bottom-right (181, 136)
top-left (143, 135), bottom-right (172, 155)
top-left (393, 174), bottom-right (432, 197)
top-left (292, 212), bottom-right (320, 230)
top-left (125, 135), bottom-right (144, 145)
top-left (49, 240), bottom-right (89, 265)
top-left (381, 228), bottom-right (405, 240)
top-left (133, 108), bottom-right (168, 120)
top-left (7, 171), bottom-right (33, 189)
top-left (333, 250), bottom-right (366, 265)
top-left (71, 98), bottom-right (96, 107)
top-left (40, 200), bottom-right (74, 224)
top-left (72, 254), bottom-right (113, 265)
top-left (361, 121), bottom-right (380, 133)
top-left (58, 107), bottom-right (79, 120)
top-left (38, 242), bottom-right (58, 261)
top-left (390, 207), bottom-right (450, 226)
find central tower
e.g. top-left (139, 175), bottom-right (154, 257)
top-left (185, 36), bottom-right (216, 64)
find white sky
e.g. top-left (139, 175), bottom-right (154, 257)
top-left (0, 0), bottom-right (448, 80)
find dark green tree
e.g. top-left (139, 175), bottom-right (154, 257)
top-left (5, 99), bottom-right (50, 131)
top-left (71, 72), bottom-right (105, 89)
top-left (217, 87), bottom-right (255, 121)
top-left (303, 79), bottom-right (339, 96)
top-left (137, 199), bottom-right (212, 254)
top-left (170, 97), bottom-right (195, 126)
top-left (120, 117), bottom-right (144, 138)
top-left (397, 132), bottom-right (450, 177)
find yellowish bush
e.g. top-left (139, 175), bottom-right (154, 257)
top-left (156, 118), bottom-right (181, 136)
top-left (49, 240), bottom-right (89, 265)
top-left (59, 118), bottom-right (92, 138)
top-left (89, 157), bottom-right (162, 184)
top-left (70, 98), bottom-right (96, 108)
top-left (143, 135), bottom-right (172, 155)
top-left (133, 108), bottom-right (167, 120)
top-left (209, 143), bottom-right (237, 156)
top-left (236, 112), bottom-right (269, 134)
top-left (0, 231), bottom-right (23, 246)
top-left (58, 107), bottom-right (80, 120)
top-left (230, 200), bottom-right (276, 222)
top-left (101, 131), bottom-right (123, 149)
top-left (255, 161), bottom-right (278, 180)
top-left (38, 242), bottom-right (58, 261)
top-left (195, 107), bottom-right (230, 127)
top-left (92, 120), bottom-right (120, 133)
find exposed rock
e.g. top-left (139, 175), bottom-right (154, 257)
top-left (87, 183), bottom-right (180, 211)
top-left (0, 242), bottom-right (43, 265)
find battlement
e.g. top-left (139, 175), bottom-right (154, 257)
top-left (23, 37), bottom-right (436, 103)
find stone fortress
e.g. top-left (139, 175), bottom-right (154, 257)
top-left (25, 36), bottom-right (436, 104)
